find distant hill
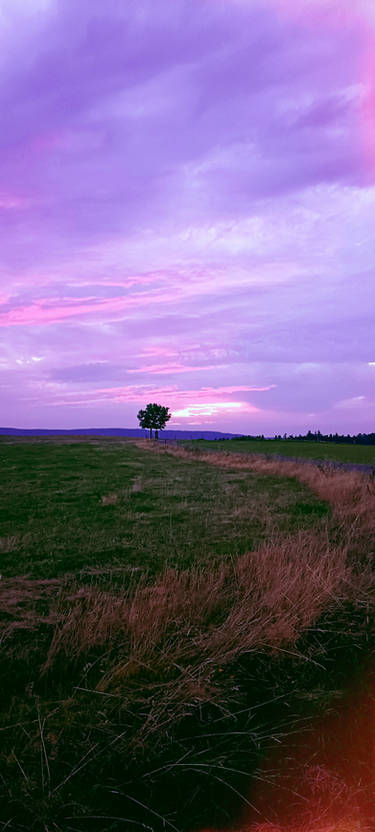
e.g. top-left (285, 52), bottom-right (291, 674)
top-left (0, 427), bottom-right (241, 440)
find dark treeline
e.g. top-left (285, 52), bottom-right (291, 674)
top-left (226, 430), bottom-right (375, 445)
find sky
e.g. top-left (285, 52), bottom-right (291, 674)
top-left (0, 0), bottom-right (374, 434)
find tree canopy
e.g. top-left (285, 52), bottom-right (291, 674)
top-left (137, 402), bottom-right (171, 438)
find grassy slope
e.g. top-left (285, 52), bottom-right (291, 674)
top-left (1, 439), bottom-right (374, 832)
top-left (0, 438), bottom-right (328, 579)
top-left (192, 438), bottom-right (375, 464)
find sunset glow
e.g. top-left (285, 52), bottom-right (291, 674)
top-left (172, 401), bottom-right (251, 419)
top-left (0, 0), bottom-right (374, 431)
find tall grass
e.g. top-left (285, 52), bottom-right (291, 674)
top-left (140, 442), bottom-right (375, 533)
top-left (1, 443), bottom-right (375, 830)
top-left (2, 530), bottom-right (374, 829)
top-left (45, 530), bottom-right (369, 681)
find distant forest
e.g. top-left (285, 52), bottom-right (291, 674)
top-left (229, 431), bottom-right (375, 445)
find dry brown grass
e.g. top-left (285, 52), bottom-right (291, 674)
top-left (36, 447), bottom-right (375, 755)
top-left (0, 576), bottom-right (62, 635)
top-left (0, 534), bottom-right (19, 552)
top-left (2, 441), bottom-right (375, 830)
top-left (137, 442), bottom-right (375, 534)
top-left (100, 492), bottom-right (119, 505)
top-left (44, 530), bottom-right (374, 708)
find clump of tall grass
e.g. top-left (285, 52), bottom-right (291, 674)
top-left (1, 525), bottom-right (375, 830)
top-left (2, 444), bottom-right (375, 830)
top-left (45, 530), bottom-right (367, 680)
top-left (139, 442), bottom-right (375, 534)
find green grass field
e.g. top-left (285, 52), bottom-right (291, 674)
top-left (1, 438), bottom-right (374, 832)
top-left (191, 438), bottom-right (375, 464)
top-left (0, 437), bottom-right (329, 580)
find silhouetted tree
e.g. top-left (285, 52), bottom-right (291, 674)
top-left (137, 403), bottom-right (171, 439)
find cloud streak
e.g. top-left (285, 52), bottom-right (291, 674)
top-left (0, 0), bottom-right (374, 431)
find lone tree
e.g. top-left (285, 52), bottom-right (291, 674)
top-left (137, 402), bottom-right (171, 439)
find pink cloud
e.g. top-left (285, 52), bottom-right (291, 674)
top-left (70, 275), bottom-right (158, 288)
top-left (0, 289), bottom-right (179, 327)
top-left (171, 401), bottom-right (259, 419)
top-left (361, 29), bottom-right (375, 173)
top-left (199, 385), bottom-right (276, 394)
top-left (30, 130), bottom-right (63, 153)
top-left (0, 194), bottom-right (31, 210)
top-left (138, 346), bottom-right (179, 358)
top-left (0, 299), bottom-right (119, 327)
top-left (44, 384), bottom-right (178, 406)
top-left (41, 383), bottom-right (275, 412)
top-left (128, 362), bottom-right (227, 375)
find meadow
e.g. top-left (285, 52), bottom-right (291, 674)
top-left (1, 438), bottom-right (375, 831)
top-left (191, 437), bottom-right (375, 465)
top-left (0, 438), bottom-right (329, 580)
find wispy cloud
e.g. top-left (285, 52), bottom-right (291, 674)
top-left (334, 395), bottom-right (366, 409)
top-left (171, 402), bottom-right (259, 419)
top-left (128, 363), bottom-right (227, 375)
top-left (0, 0), bottom-right (374, 431)
top-left (41, 382), bottom-right (274, 407)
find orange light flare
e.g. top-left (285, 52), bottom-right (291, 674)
top-left (196, 663), bottom-right (375, 832)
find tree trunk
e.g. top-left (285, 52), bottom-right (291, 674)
top-left (149, 427), bottom-right (153, 438)
top-left (155, 429), bottom-right (159, 439)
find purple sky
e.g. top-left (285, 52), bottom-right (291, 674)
top-left (1, 0), bottom-right (374, 434)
